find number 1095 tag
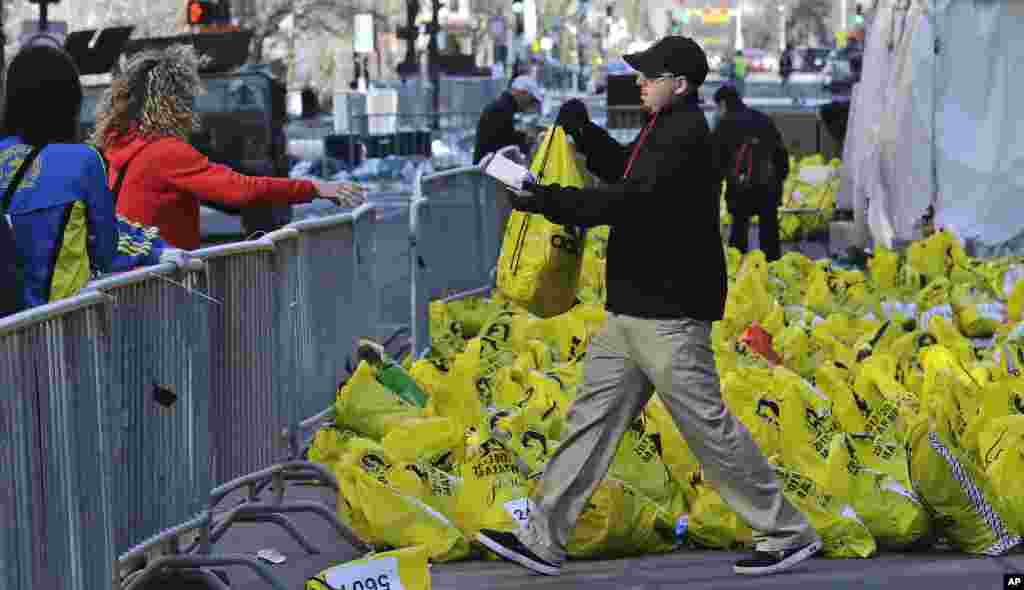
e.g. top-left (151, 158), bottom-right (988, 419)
top-left (324, 556), bottom-right (404, 590)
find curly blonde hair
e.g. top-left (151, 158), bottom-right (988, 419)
top-left (91, 44), bottom-right (206, 150)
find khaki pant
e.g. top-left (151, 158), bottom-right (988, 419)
top-left (519, 313), bottom-right (817, 564)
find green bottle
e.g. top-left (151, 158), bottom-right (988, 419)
top-left (357, 339), bottom-right (429, 408)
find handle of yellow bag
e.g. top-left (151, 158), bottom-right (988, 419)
top-left (535, 126), bottom-right (558, 184)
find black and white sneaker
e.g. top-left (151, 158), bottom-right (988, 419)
top-left (733, 539), bottom-right (823, 576)
top-left (476, 529), bottom-right (562, 576)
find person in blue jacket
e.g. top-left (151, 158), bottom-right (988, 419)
top-left (1, 45), bottom-right (173, 311)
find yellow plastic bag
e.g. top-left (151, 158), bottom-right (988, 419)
top-left (517, 369), bottom-right (570, 441)
top-left (566, 478), bottom-right (679, 559)
top-left (905, 417), bottom-right (1022, 555)
top-left (723, 251), bottom-right (776, 335)
top-left (335, 361), bottom-right (425, 441)
top-left (645, 394), bottom-right (700, 515)
top-left (824, 434), bottom-right (932, 550)
top-left (978, 415), bottom-right (1024, 535)
top-left (772, 462), bottom-right (878, 558)
top-left (309, 427), bottom-right (360, 470)
top-left (382, 417), bottom-right (465, 468)
top-left (444, 296), bottom-right (508, 339)
top-left (608, 411), bottom-right (675, 509)
top-left (868, 248), bottom-right (901, 293)
top-left (686, 468), bottom-right (754, 550)
top-left (496, 127), bottom-right (589, 318)
top-left (335, 443), bottom-right (472, 562)
top-left (774, 368), bottom-right (837, 470)
top-left (454, 435), bottom-right (531, 538)
top-left (952, 284), bottom-right (1006, 338)
top-left (306, 545), bottom-right (432, 590)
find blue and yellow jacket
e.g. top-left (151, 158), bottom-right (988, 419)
top-left (1, 137), bottom-right (117, 308)
top-left (1, 137), bottom-right (172, 309)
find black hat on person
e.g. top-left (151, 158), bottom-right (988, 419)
top-left (623, 36), bottom-right (710, 86)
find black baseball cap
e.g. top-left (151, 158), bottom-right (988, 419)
top-left (623, 36), bottom-right (710, 86)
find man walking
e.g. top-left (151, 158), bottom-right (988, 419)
top-left (472, 75), bottom-right (543, 164)
top-left (712, 84), bottom-right (790, 262)
top-left (475, 36), bottom-right (820, 577)
top-left (779, 44), bottom-right (794, 99)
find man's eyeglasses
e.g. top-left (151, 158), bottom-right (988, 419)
top-left (636, 73), bottom-right (679, 85)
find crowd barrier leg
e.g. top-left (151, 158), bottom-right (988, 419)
top-left (119, 513), bottom-right (287, 590)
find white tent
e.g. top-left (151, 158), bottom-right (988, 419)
top-left (840, 0), bottom-right (1024, 255)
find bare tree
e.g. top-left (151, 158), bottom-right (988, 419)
top-left (789, 0), bottom-right (832, 45)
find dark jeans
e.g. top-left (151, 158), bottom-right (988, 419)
top-left (730, 203), bottom-right (781, 262)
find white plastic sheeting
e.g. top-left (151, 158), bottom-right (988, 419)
top-left (841, 0), bottom-right (1024, 254)
top-left (932, 0), bottom-right (1024, 251)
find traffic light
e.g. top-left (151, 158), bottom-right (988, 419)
top-left (512, 0), bottom-right (524, 35)
top-left (854, 3), bottom-right (864, 26)
top-left (187, 0), bottom-right (230, 26)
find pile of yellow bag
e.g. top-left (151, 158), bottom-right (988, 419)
top-left (720, 154), bottom-right (842, 243)
top-left (310, 228), bottom-right (1023, 565)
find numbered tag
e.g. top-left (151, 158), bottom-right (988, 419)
top-left (505, 498), bottom-right (534, 529)
top-left (324, 557), bottom-right (405, 590)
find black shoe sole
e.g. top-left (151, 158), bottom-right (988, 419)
top-left (476, 532), bottom-right (562, 576)
top-left (733, 540), bottom-right (823, 576)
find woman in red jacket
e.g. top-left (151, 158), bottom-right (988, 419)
top-left (91, 45), bottom-right (364, 250)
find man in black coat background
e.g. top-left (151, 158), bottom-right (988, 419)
top-left (712, 84), bottom-right (790, 262)
top-left (472, 75), bottom-right (543, 164)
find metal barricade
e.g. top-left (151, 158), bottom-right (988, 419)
top-left (86, 262), bottom-right (213, 561)
top-left (410, 163), bottom-right (510, 355)
top-left (289, 212), bottom-right (360, 400)
top-left (1, 292), bottom-right (118, 590)
top-left (352, 204), bottom-right (380, 346)
top-left (190, 240), bottom-right (286, 485)
top-left (188, 232), bottom-right (366, 558)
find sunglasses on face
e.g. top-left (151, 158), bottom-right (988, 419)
top-left (636, 73), bottom-right (679, 85)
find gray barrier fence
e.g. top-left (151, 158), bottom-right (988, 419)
top-left (2, 207), bottom-right (375, 589)
top-left (1, 292), bottom-right (118, 590)
top-left (410, 147), bottom-right (515, 355)
top-left (87, 262), bottom-right (213, 560)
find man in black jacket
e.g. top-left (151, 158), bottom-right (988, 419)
top-left (472, 75), bottom-right (543, 164)
top-left (712, 84), bottom-right (790, 261)
top-left (476, 36), bottom-right (821, 578)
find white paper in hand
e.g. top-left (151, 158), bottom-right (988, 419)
top-left (482, 150), bottom-right (536, 195)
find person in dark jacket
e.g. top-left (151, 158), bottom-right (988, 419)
top-left (472, 75), bottom-right (543, 164)
top-left (779, 44), bottom-right (794, 98)
top-left (712, 84), bottom-right (790, 262)
top-left (475, 36), bottom-right (821, 578)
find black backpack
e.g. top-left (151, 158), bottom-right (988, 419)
top-left (0, 145), bottom-right (45, 318)
top-left (728, 135), bottom-right (778, 196)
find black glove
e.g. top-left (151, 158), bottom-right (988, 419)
top-left (556, 99), bottom-right (589, 137)
top-left (507, 181), bottom-right (549, 214)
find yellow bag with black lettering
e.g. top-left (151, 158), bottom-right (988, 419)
top-left (566, 478), bottom-right (679, 559)
top-left (496, 126), bottom-right (590, 318)
top-left (453, 433), bottom-right (531, 539)
top-left (906, 416), bottom-right (1023, 555)
top-left (334, 441), bottom-right (472, 562)
top-left (306, 545), bottom-right (431, 590)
